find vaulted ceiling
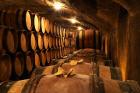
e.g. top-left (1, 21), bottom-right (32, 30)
top-left (0, 0), bottom-right (139, 31)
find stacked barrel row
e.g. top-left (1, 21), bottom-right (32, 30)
top-left (77, 29), bottom-right (102, 53)
top-left (1, 48), bottom-right (140, 93)
top-left (0, 8), bottom-right (76, 82)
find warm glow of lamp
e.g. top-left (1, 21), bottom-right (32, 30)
top-left (77, 26), bottom-right (82, 30)
top-left (53, 2), bottom-right (63, 10)
top-left (69, 18), bottom-right (78, 24)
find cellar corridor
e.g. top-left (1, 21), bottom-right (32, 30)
top-left (0, 0), bottom-right (140, 93)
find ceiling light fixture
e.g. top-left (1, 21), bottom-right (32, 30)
top-left (69, 17), bottom-right (79, 24)
top-left (53, 2), bottom-right (64, 10)
top-left (77, 26), bottom-right (83, 30)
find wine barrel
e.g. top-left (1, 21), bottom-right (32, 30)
top-left (54, 37), bottom-right (58, 48)
top-left (25, 51), bottom-right (34, 74)
top-left (31, 62), bottom-right (93, 77)
top-left (54, 49), bottom-right (59, 59)
top-left (0, 9), bottom-right (32, 30)
top-left (49, 21), bottom-right (53, 34)
top-left (43, 33), bottom-right (49, 49)
top-left (0, 10), bottom-right (6, 25)
top-left (13, 52), bottom-right (25, 78)
top-left (50, 50), bottom-right (55, 60)
top-left (0, 28), bottom-right (18, 53)
top-left (64, 48), bottom-right (68, 55)
top-left (53, 50), bottom-right (58, 59)
top-left (56, 25), bottom-right (60, 36)
top-left (17, 9), bottom-right (32, 31)
top-left (53, 24), bottom-right (57, 36)
top-left (71, 39), bottom-right (76, 47)
top-left (0, 74), bottom-right (92, 93)
top-left (59, 38), bottom-right (62, 47)
top-left (60, 48), bottom-right (64, 58)
top-left (34, 51), bottom-right (41, 68)
top-left (19, 31), bottom-right (29, 52)
top-left (30, 32), bottom-right (37, 51)
top-left (46, 50), bottom-right (51, 64)
top-left (37, 32), bottom-right (44, 50)
top-left (45, 18), bottom-right (50, 33)
top-left (31, 74), bottom-right (92, 93)
top-left (59, 38), bottom-right (62, 48)
top-left (93, 77), bottom-right (140, 93)
top-left (65, 31), bottom-right (69, 38)
top-left (55, 38), bottom-right (59, 48)
top-left (0, 9), bottom-right (12, 27)
top-left (4, 9), bottom-right (11, 27)
top-left (0, 27), bottom-right (6, 51)
top-left (52, 37), bottom-right (55, 48)
top-left (0, 53), bottom-right (12, 81)
top-left (48, 35), bottom-right (53, 48)
top-left (32, 14), bottom-right (40, 32)
top-left (59, 26), bottom-right (63, 37)
top-left (57, 49), bottom-right (60, 58)
top-left (64, 38), bottom-right (70, 47)
top-left (19, 31), bottom-right (37, 52)
top-left (40, 17), bottom-right (46, 33)
top-left (61, 37), bottom-right (65, 48)
top-left (62, 28), bottom-right (66, 37)
top-left (40, 50), bottom-right (47, 66)
top-left (95, 55), bottom-right (105, 65)
top-left (96, 65), bottom-right (122, 80)
top-left (3, 9), bottom-right (16, 27)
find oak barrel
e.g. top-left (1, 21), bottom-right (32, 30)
top-left (55, 38), bottom-right (59, 48)
top-left (0, 27), bottom-right (6, 51)
top-left (56, 25), bottom-right (60, 36)
top-left (64, 38), bottom-right (70, 47)
top-left (45, 18), bottom-right (50, 33)
top-left (40, 50), bottom-right (47, 66)
top-left (30, 32), bottom-right (37, 51)
top-left (46, 50), bottom-right (51, 64)
top-left (13, 52), bottom-right (25, 77)
top-left (43, 33), bottom-right (49, 49)
top-left (31, 62), bottom-right (93, 76)
top-left (25, 51), bottom-right (34, 74)
top-left (17, 9), bottom-right (32, 31)
top-left (0, 9), bottom-right (32, 30)
top-left (0, 28), bottom-right (18, 53)
top-left (40, 17), bottom-right (46, 33)
top-left (48, 35), bottom-right (53, 48)
top-left (34, 75), bottom-right (91, 93)
top-left (65, 31), bottom-right (69, 38)
top-left (19, 31), bottom-right (29, 52)
top-left (0, 74), bottom-right (92, 93)
top-left (19, 31), bottom-right (38, 52)
top-left (62, 28), bottom-right (66, 37)
top-left (0, 10), bottom-right (6, 25)
top-left (53, 24), bottom-right (57, 36)
top-left (1, 75), bottom-right (140, 93)
top-left (32, 14), bottom-right (40, 32)
top-left (34, 50), bottom-right (41, 68)
top-left (49, 21), bottom-right (53, 34)
top-left (3, 9), bottom-right (11, 27)
top-left (0, 53), bottom-right (12, 82)
top-left (59, 26), bottom-right (63, 37)
top-left (96, 65), bottom-right (122, 80)
top-left (37, 32), bottom-right (44, 50)
top-left (93, 77), bottom-right (140, 93)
